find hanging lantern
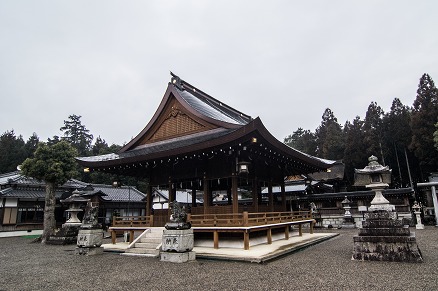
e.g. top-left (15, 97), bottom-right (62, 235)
top-left (237, 161), bottom-right (250, 174)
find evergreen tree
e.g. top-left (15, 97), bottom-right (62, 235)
top-left (24, 133), bottom-right (40, 158)
top-left (343, 117), bottom-right (367, 185)
top-left (315, 108), bottom-right (344, 160)
top-left (60, 114), bottom-right (93, 156)
top-left (410, 73), bottom-right (438, 175)
top-left (47, 135), bottom-right (61, 146)
top-left (382, 98), bottom-right (414, 187)
top-left (283, 128), bottom-right (317, 155)
top-left (0, 130), bottom-right (27, 173)
top-left (21, 141), bottom-right (78, 243)
top-left (363, 102), bottom-right (385, 162)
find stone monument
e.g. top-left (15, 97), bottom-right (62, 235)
top-left (352, 156), bottom-right (423, 262)
top-left (76, 201), bottom-right (104, 255)
top-left (160, 202), bottom-right (195, 263)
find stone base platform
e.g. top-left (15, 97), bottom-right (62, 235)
top-left (352, 210), bottom-right (423, 263)
top-left (160, 251), bottom-right (196, 263)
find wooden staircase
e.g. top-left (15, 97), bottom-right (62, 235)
top-left (122, 227), bottom-right (164, 257)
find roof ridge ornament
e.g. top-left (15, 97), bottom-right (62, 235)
top-left (170, 71), bottom-right (183, 90)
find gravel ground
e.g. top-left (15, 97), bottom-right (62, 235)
top-left (0, 227), bottom-right (437, 291)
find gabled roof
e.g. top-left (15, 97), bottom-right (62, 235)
top-left (120, 73), bottom-right (252, 153)
top-left (76, 74), bottom-right (332, 174)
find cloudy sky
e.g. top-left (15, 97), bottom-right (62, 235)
top-left (1, 1), bottom-right (437, 146)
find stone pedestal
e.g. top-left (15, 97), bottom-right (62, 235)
top-left (76, 228), bottom-right (103, 255)
top-left (160, 251), bottom-right (196, 263)
top-left (160, 229), bottom-right (195, 263)
top-left (352, 211), bottom-right (423, 262)
top-left (46, 223), bottom-right (81, 245)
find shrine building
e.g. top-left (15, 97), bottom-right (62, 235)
top-left (76, 73), bottom-right (332, 234)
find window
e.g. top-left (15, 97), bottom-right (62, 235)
top-left (17, 206), bottom-right (43, 224)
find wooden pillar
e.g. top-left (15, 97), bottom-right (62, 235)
top-left (192, 188), bottom-right (197, 207)
top-left (168, 178), bottom-right (175, 217)
top-left (227, 186), bottom-right (232, 205)
top-left (267, 228), bottom-right (272, 244)
top-left (213, 231), bottom-right (219, 249)
top-left (244, 230), bottom-right (250, 250)
top-left (281, 181), bottom-right (286, 211)
top-left (285, 225), bottom-right (290, 239)
top-left (203, 173), bottom-right (209, 214)
top-left (232, 175), bottom-right (239, 214)
top-left (252, 178), bottom-right (259, 213)
top-left (299, 223), bottom-right (303, 236)
top-left (268, 181), bottom-right (274, 212)
top-left (146, 184), bottom-right (152, 216)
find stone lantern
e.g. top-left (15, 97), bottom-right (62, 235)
top-left (352, 155), bottom-right (423, 262)
top-left (62, 190), bottom-right (88, 225)
top-left (341, 196), bottom-right (355, 228)
top-left (412, 201), bottom-right (424, 230)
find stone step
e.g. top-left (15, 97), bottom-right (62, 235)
top-left (134, 242), bottom-right (161, 249)
top-left (139, 236), bottom-right (162, 243)
top-left (125, 247), bottom-right (160, 255)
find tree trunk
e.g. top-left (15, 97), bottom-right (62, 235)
top-left (41, 182), bottom-right (56, 243)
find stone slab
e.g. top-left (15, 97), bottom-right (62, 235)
top-left (362, 219), bottom-right (404, 228)
top-left (160, 251), bottom-right (196, 263)
top-left (77, 229), bottom-right (103, 247)
top-left (358, 227), bottom-right (411, 236)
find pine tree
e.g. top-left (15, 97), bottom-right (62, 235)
top-left (60, 114), bottom-right (93, 156)
top-left (21, 141), bottom-right (78, 243)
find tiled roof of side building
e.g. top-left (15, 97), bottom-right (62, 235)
top-left (66, 179), bottom-right (146, 202)
top-left (0, 187), bottom-right (65, 199)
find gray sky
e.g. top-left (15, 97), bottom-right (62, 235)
top-left (1, 1), bottom-right (437, 146)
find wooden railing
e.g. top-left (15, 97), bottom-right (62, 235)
top-left (112, 215), bottom-right (153, 227)
top-left (111, 211), bottom-right (314, 228)
top-left (187, 211), bottom-right (312, 227)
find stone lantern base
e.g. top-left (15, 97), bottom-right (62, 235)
top-left (352, 211), bottom-right (423, 263)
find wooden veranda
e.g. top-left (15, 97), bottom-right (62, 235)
top-left (110, 210), bottom-right (315, 250)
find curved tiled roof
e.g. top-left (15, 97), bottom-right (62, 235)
top-left (178, 89), bottom-right (249, 125)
